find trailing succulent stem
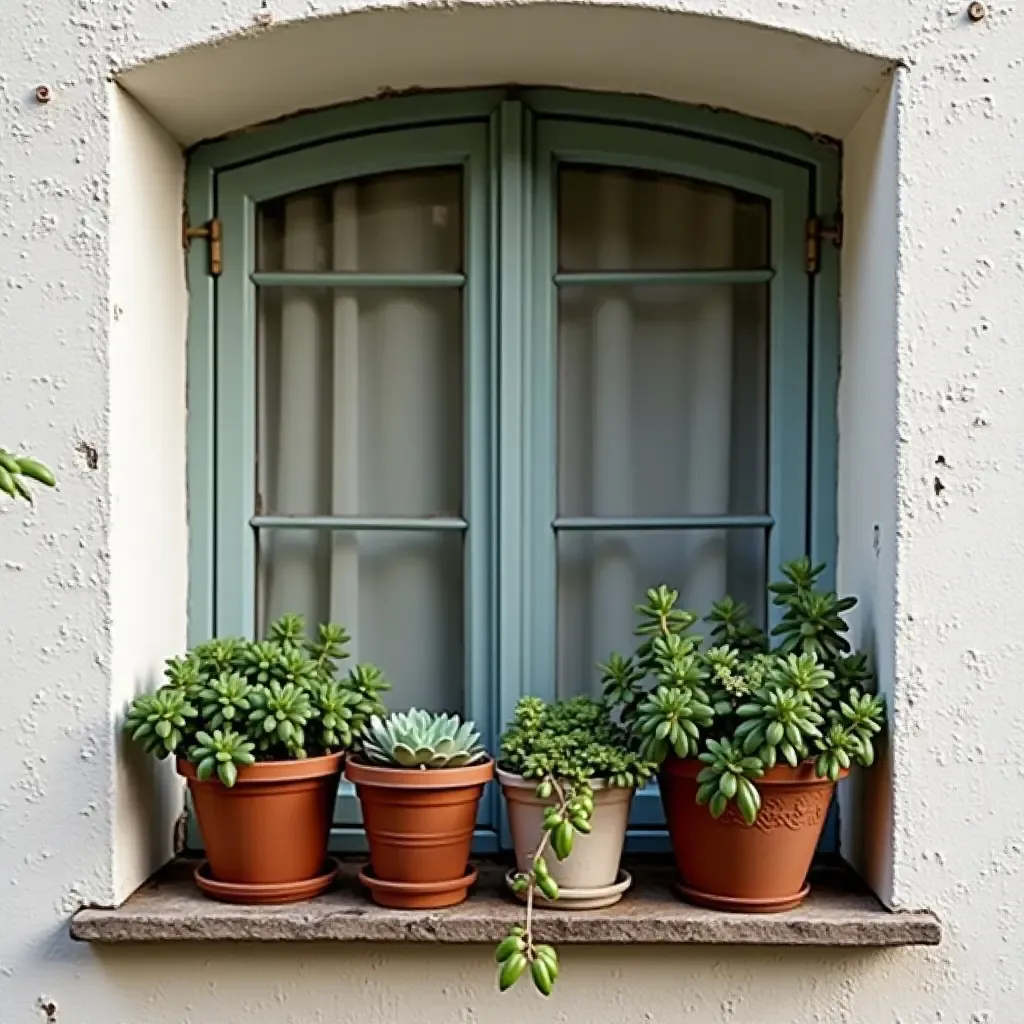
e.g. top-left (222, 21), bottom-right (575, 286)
top-left (496, 696), bottom-right (654, 995)
top-left (496, 774), bottom-right (588, 996)
top-left (0, 448), bottom-right (55, 504)
top-left (602, 559), bottom-right (887, 825)
top-left (123, 615), bottom-right (390, 785)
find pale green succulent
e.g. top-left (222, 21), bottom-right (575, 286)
top-left (362, 709), bottom-right (486, 769)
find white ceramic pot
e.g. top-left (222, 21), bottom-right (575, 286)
top-left (497, 768), bottom-right (634, 890)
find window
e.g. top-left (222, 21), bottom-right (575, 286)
top-left (189, 92), bottom-right (838, 850)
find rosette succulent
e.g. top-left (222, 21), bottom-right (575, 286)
top-left (361, 709), bottom-right (486, 769)
top-left (123, 616), bottom-right (390, 786)
top-left (602, 558), bottom-right (886, 825)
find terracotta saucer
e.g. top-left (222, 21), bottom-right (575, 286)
top-left (194, 859), bottom-right (339, 905)
top-left (673, 878), bottom-right (811, 913)
top-left (358, 864), bottom-right (478, 909)
top-left (505, 868), bottom-right (632, 910)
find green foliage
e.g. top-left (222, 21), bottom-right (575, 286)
top-left (706, 596), bottom-right (766, 654)
top-left (361, 709), bottom-right (485, 769)
top-left (695, 738), bottom-right (763, 824)
top-left (768, 557), bottom-right (856, 663)
top-left (123, 688), bottom-right (197, 758)
top-left (601, 559), bottom-right (887, 825)
top-left (0, 448), bottom-right (55, 503)
top-left (499, 696), bottom-right (655, 790)
top-left (123, 616), bottom-right (390, 786)
top-left (496, 696), bottom-right (655, 995)
top-left (191, 728), bottom-right (256, 788)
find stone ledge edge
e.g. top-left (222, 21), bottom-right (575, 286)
top-left (70, 906), bottom-right (941, 947)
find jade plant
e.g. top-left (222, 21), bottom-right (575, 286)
top-left (124, 614), bottom-right (390, 786)
top-left (495, 697), bottom-right (655, 996)
top-left (601, 558), bottom-right (885, 825)
top-left (360, 709), bottom-right (486, 768)
top-left (0, 448), bottom-right (55, 503)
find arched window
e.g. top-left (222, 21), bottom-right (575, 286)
top-left (187, 90), bottom-right (840, 848)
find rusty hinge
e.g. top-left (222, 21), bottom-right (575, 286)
top-left (805, 215), bottom-right (843, 275)
top-left (183, 216), bottom-right (222, 276)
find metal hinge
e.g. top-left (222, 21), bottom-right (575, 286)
top-left (805, 215), bottom-right (843, 275)
top-left (182, 216), bottom-right (222, 276)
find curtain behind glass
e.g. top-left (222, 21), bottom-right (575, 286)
top-left (255, 170), bottom-right (465, 714)
top-left (557, 166), bottom-right (769, 697)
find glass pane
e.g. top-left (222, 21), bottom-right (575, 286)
top-left (257, 287), bottom-right (462, 517)
top-left (559, 165), bottom-right (768, 272)
top-left (257, 530), bottom-right (464, 713)
top-left (556, 529), bottom-right (766, 699)
top-left (558, 284), bottom-right (767, 517)
top-left (257, 168), bottom-right (462, 272)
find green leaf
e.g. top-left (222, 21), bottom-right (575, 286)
top-left (696, 781), bottom-right (718, 805)
top-left (736, 782), bottom-right (757, 825)
top-left (736, 776), bottom-right (761, 823)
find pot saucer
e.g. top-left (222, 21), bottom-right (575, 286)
top-left (673, 878), bottom-right (811, 913)
top-left (358, 864), bottom-right (478, 909)
top-left (505, 868), bottom-right (632, 910)
top-left (194, 859), bottom-right (339, 905)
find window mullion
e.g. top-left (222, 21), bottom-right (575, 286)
top-left (492, 100), bottom-right (544, 846)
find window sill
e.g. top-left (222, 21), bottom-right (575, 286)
top-left (71, 859), bottom-right (940, 946)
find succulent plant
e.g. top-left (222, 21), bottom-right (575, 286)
top-left (191, 728), bottom-right (256, 787)
top-left (361, 709), bottom-right (486, 769)
top-left (695, 737), bottom-right (764, 824)
top-left (496, 697), bottom-right (655, 996)
top-left (0, 448), bottom-right (55, 503)
top-left (734, 685), bottom-right (824, 769)
top-left (707, 596), bottom-right (766, 654)
top-left (602, 559), bottom-right (887, 825)
top-left (633, 684), bottom-right (714, 762)
top-left (123, 688), bottom-right (197, 758)
top-left (123, 615), bottom-right (390, 786)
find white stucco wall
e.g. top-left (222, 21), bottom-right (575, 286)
top-left (109, 87), bottom-right (188, 899)
top-left (1, 1), bottom-right (1022, 1021)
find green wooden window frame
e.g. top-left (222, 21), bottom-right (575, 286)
top-left (185, 90), bottom-right (841, 854)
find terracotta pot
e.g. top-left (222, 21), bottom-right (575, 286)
top-left (178, 753), bottom-right (342, 901)
top-left (345, 756), bottom-right (494, 909)
top-left (498, 769), bottom-right (634, 901)
top-left (660, 756), bottom-right (844, 912)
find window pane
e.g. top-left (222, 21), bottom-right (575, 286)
top-left (257, 168), bottom-right (462, 272)
top-left (556, 529), bottom-right (766, 699)
top-left (257, 530), bottom-right (464, 713)
top-left (558, 166), bottom-right (768, 272)
top-left (558, 284), bottom-right (767, 517)
top-left (257, 287), bottom-right (462, 517)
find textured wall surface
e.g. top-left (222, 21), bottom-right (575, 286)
top-left (1, 1), bottom-right (1022, 1021)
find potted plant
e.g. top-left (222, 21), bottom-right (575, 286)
top-left (602, 559), bottom-right (885, 912)
top-left (345, 709), bottom-right (493, 909)
top-left (123, 614), bottom-right (389, 904)
top-left (494, 696), bottom-right (654, 996)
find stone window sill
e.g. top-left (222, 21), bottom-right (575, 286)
top-left (70, 859), bottom-right (940, 946)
